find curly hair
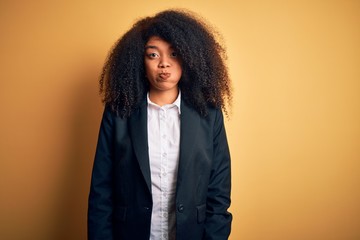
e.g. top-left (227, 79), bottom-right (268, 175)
top-left (100, 9), bottom-right (232, 118)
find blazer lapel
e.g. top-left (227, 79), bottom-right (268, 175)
top-left (177, 100), bottom-right (200, 185)
top-left (129, 101), bottom-right (152, 193)
top-left (128, 99), bottom-right (201, 194)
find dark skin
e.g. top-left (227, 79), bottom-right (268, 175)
top-left (144, 36), bottom-right (182, 106)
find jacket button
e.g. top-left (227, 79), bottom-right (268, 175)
top-left (177, 204), bottom-right (184, 212)
top-left (144, 207), bottom-right (150, 211)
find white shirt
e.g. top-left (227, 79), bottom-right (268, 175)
top-left (147, 92), bottom-right (181, 240)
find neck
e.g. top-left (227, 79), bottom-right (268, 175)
top-left (149, 88), bottom-right (179, 106)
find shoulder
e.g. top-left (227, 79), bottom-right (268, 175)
top-left (103, 97), bottom-right (147, 120)
top-left (208, 106), bottom-right (225, 130)
top-left (102, 94), bottom-right (147, 120)
top-left (180, 97), bottom-right (224, 122)
top-left (201, 105), bottom-right (224, 124)
top-left (181, 101), bottom-right (224, 133)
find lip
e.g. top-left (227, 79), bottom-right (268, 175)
top-left (159, 72), bottom-right (171, 80)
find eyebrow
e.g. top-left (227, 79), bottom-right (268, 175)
top-left (144, 45), bottom-right (175, 51)
top-left (144, 45), bottom-right (158, 50)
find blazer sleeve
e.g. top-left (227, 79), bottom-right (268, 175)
top-left (203, 109), bottom-right (232, 240)
top-left (88, 106), bottom-right (114, 240)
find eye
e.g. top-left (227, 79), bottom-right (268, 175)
top-left (147, 52), bottom-right (159, 58)
top-left (170, 52), bottom-right (178, 58)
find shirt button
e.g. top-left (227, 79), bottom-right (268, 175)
top-left (177, 204), bottom-right (184, 212)
top-left (162, 152), bottom-right (167, 158)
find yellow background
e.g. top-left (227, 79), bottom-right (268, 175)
top-left (1, 0), bottom-right (359, 239)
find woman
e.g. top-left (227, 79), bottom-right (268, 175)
top-left (88, 9), bottom-right (232, 240)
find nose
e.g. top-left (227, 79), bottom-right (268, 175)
top-left (158, 56), bottom-right (171, 68)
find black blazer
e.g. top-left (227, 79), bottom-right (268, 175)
top-left (88, 99), bottom-right (232, 240)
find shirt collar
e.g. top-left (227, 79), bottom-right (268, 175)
top-left (147, 90), bottom-right (181, 114)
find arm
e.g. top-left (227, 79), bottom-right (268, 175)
top-left (88, 107), bottom-right (114, 240)
top-left (203, 109), bottom-right (232, 240)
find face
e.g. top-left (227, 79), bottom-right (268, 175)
top-left (144, 36), bottom-right (182, 94)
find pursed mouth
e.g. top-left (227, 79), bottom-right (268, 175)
top-left (159, 72), bottom-right (171, 79)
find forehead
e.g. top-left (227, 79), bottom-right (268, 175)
top-left (145, 36), bottom-right (173, 49)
